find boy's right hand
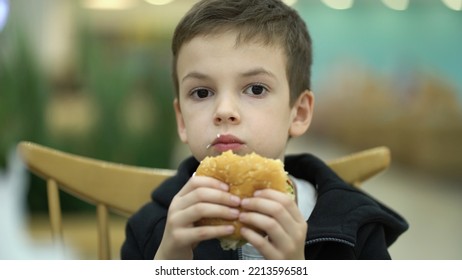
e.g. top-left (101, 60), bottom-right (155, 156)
top-left (154, 176), bottom-right (241, 260)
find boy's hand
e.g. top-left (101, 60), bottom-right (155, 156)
top-left (154, 176), bottom-right (241, 260)
top-left (239, 189), bottom-right (307, 260)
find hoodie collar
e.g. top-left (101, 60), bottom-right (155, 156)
top-left (285, 153), bottom-right (408, 247)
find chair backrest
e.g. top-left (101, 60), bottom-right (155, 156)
top-left (17, 141), bottom-right (390, 259)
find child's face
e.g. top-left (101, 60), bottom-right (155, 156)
top-left (174, 31), bottom-right (313, 161)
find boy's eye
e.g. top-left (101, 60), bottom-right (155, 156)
top-left (244, 84), bottom-right (267, 96)
top-left (191, 88), bottom-right (213, 99)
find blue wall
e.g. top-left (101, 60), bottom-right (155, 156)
top-left (297, 0), bottom-right (462, 99)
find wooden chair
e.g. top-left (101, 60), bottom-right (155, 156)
top-left (17, 141), bottom-right (390, 259)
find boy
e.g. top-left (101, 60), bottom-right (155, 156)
top-left (121, 0), bottom-right (408, 260)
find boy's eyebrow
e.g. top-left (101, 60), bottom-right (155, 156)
top-left (240, 68), bottom-right (277, 79)
top-left (181, 68), bottom-right (277, 83)
top-left (181, 72), bottom-right (209, 83)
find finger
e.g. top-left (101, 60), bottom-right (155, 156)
top-left (172, 176), bottom-right (239, 212)
top-left (240, 196), bottom-right (297, 234)
top-left (240, 193), bottom-right (307, 250)
top-left (177, 176), bottom-right (228, 197)
top-left (162, 223), bottom-right (235, 252)
top-left (176, 202), bottom-right (240, 226)
top-left (239, 212), bottom-right (306, 260)
top-left (173, 186), bottom-right (241, 212)
top-left (163, 203), bottom-right (239, 249)
top-left (240, 226), bottom-right (282, 259)
top-left (254, 189), bottom-right (305, 222)
top-left (242, 189), bottom-right (305, 226)
top-left (239, 210), bottom-right (287, 248)
top-left (176, 225), bottom-right (236, 245)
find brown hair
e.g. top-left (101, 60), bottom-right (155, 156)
top-left (171, 0), bottom-right (312, 104)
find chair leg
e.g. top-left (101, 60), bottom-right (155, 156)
top-left (47, 179), bottom-right (64, 249)
top-left (97, 204), bottom-right (110, 260)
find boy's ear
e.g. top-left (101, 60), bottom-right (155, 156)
top-left (289, 90), bottom-right (314, 137)
top-left (173, 98), bottom-right (188, 143)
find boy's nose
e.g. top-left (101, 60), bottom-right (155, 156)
top-left (213, 95), bottom-right (241, 125)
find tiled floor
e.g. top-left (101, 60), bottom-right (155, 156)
top-left (25, 136), bottom-right (462, 260)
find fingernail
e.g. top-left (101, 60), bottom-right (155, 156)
top-left (220, 183), bottom-right (229, 191)
top-left (225, 225), bottom-right (234, 233)
top-left (253, 190), bottom-right (262, 196)
top-left (229, 208), bottom-right (240, 217)
top-left (230, 195), bottom-right (240, 204)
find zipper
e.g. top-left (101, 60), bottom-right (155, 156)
top-left (306, 237), bottom-right (355, 247)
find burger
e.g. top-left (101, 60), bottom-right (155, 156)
top-left (195, 150), bottom-right (294, 250)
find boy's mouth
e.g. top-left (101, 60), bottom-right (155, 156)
top-left (207, 134), bottom-right (244, 152)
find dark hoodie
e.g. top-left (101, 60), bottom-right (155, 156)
top-left (121, 153), bottom-right (408, 260)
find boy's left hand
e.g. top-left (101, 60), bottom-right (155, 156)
top-left (239, 189), bottom-right (307, 260)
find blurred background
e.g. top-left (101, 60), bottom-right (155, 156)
top-left (1, 0), bottom-right (461, 259)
